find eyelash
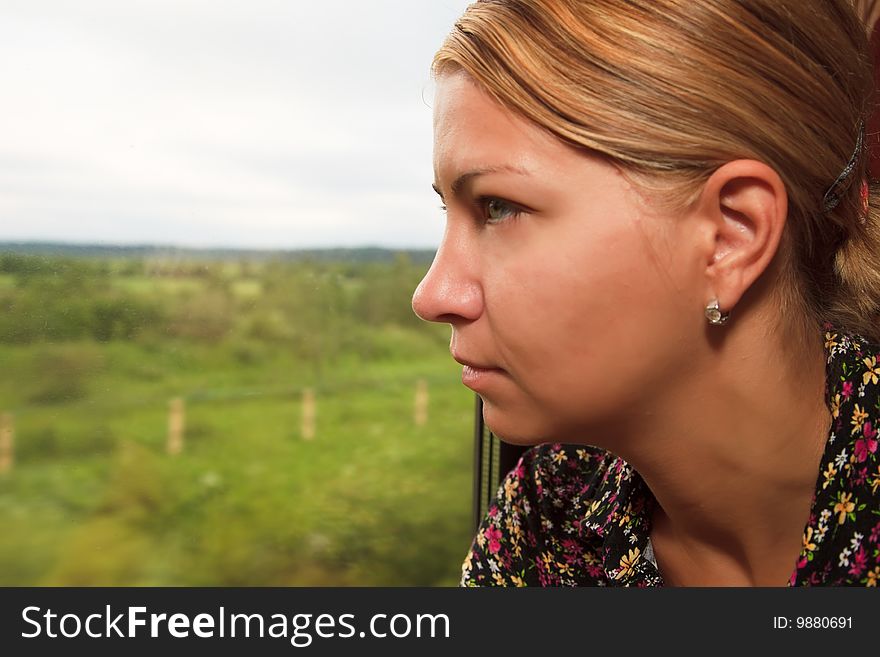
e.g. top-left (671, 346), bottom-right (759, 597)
top-left (438, 197), bottom-right (523, 226)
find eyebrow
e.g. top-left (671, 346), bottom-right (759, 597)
top-left (432, 165), bottom-right (532, 199)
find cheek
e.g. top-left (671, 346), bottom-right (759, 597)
top-left (487, 223), bottom-right (690, 429)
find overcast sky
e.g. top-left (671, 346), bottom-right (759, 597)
top-left (0, 0), bottom-right (471, 249)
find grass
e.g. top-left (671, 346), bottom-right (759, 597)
top-left (0, 349), bottom-right (474, 586)
top-left (0, 255), bottom-right (475, 586)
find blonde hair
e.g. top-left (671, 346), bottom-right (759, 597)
top-left (433, 0), bottom-right (880, 342)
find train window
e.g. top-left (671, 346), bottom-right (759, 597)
top-left (0, 1), bottom-right (474, 587)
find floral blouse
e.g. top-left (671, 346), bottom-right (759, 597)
top-left (461, 325), bottom-right (880, 587)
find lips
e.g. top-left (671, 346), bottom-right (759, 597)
top-left (451, 351), bottom-right (500, 371)
top-left (451, 349), bottom-right (505, 393)
top-left (458, 361), bottom-right (503, 391)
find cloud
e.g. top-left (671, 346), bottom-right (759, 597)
top-left (0, 0), bottom-right (469, 248)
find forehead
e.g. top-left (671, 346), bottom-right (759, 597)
top-left (432, 71), bottom-right (574, 183)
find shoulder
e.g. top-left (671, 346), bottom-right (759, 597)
top-left (796, 328), bottom-right (880, 586)
top-left (460, 443), bottom-right (629, 587)
top-left (824, 328), bottom-right (879, 388)
top-left (824, 330), bottom-right (880, 460)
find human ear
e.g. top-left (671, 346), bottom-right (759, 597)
top-left (696, 159), bottom-right (788, 314)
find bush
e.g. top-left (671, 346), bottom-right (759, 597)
top-left (27, 344), bottom-right (105, 404)
top-left (91, 298), bottom-right (160, 342)
top-left (17, 424), bottom-right (116, 462)
top-left (165, 290), bottom-right (234, 342)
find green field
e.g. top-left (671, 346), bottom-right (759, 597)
top-left (0, 252), bottom-right (475, 586)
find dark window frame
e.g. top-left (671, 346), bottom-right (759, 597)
top-left (472, 394), bottom-right (528, 532)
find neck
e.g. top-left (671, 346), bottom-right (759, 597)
top-left (609, 314), bottom-right (831, 586)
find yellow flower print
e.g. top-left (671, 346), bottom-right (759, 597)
top-left (863, 356), bottom-right (880, 386)
top-left (504, 476), bottom-right (519, 502)
top-left (583, 551), bottom-right (600, 567)
top-left (613, 548), bottom-right (641, 580)
top-left (462, 550), bottom-right (474, 574)
top-left (825, 333), bottom-right (838, 351)
top-left (505, 516), bottom-right (522, 541)
top-left (851, 404), bottom-right (869, 435)
top-left (492, 572), bottom-right (506, 586)
top-left (551, 450), bottom-right (568, 465)
top-left (510, 574), bottom-right (525, 587)
top-left (867, 567), bottom-right (880, 587)
top-left (557, 561), bottom-right (574, 577)
top-left (802, 527), bottom-right (817, 553)
top-left (871, 466), bottom-right (880, 495)
top-left (831, 393), bottom-right (841, 419)
top-left (834, 492), bottom-right (855, 525)
top-left (822, 462), bottom-right (837, 490)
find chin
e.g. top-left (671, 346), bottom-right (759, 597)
top-left (491, 431), bottom-right (547, 447)
top-left (483, 397), bottom-right (604, 447)
top-left (482, 401), bottom-right (552, 447)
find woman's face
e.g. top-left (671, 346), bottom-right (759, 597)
top-left (413, 71), bottom-right (706, 445)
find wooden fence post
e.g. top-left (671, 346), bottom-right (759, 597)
top-left (414, 379), bottom-right (428, 427)
top-left (301, 388), bottom-right (316, 440)
top-left (0, 413), bottom-right (13, 474)
top-left (167, 397), bottom-right (185, 455)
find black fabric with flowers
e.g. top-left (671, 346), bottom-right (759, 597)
top-left (460, 327), bottom-right (880, 586)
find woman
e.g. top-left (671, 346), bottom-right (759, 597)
top-left (412, 0), bottom-right (880, 586)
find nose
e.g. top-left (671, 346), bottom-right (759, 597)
top-left (411, 228), bottom-right (483, 324)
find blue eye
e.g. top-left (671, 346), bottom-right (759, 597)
top-left (481, 197), bottom-right (522, 225)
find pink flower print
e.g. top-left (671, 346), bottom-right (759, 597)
top-left (848, 546), bottom-right (868, 577)
top-left (485, 525), bottom-right (503, 555)
top-left (842, 381), bottom-right (854, 399)
top-left (869, 521), bottom-right (880, 544)
top-left (561, 538), bottom-right (579, 552)
top-left (562, 551), bottom-right (579, 565)
top-left (586, 563), bottom-right (604, 579)
top-left (854, 427), bottom-right (878, 463)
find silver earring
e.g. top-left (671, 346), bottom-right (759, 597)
top-left (705, 298), bottom-right (729, 326)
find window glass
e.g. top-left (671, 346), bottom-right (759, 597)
top-left (0, 0), bottom-right (473, 586)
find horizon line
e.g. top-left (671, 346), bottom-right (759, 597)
top-left (0, 239), bottom-right (439, 253)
